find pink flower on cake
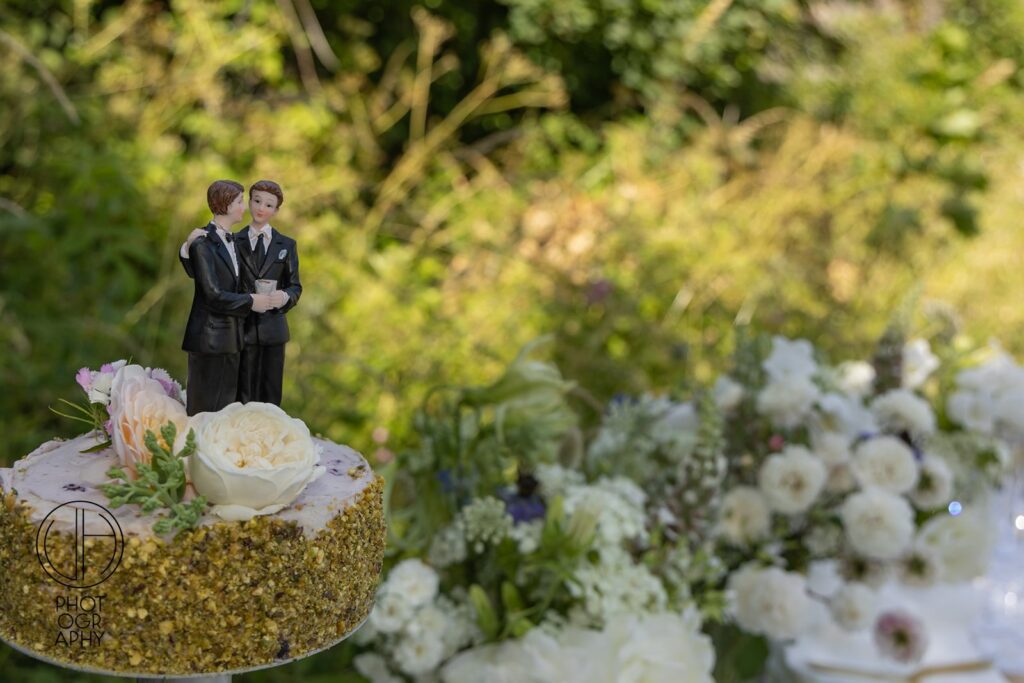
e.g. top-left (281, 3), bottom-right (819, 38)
top-left (177, 402), bottom-right (325, 522)
top-left (108, 364), bottom-right (188, 476)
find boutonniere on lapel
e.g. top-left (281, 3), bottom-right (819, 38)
top-left (278, 248), bottom-right (287, 260)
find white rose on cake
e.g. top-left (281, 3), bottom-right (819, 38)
top-left (108, 364), bottom-right (188, 476)
top-left (177, 402), bottom-right (325, 521)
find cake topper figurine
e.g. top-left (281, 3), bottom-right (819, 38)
top-left (180, 180), bottom-right (302, 408)
top-left (180, 180), bottom-right (273, 416)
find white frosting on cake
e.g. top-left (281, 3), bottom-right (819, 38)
top-left (0, 433), bottom-right (374, 539)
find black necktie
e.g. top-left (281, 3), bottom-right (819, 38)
top-left (255, 233), bottom-right (266, 269)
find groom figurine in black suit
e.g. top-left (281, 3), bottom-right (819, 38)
top-left (180, 180), bottom-right (275, 416)
top-left (181, 180), bottom-right (300, 406)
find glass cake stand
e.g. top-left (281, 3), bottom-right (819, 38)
top-left (1, 614), bottom-right (368, 682)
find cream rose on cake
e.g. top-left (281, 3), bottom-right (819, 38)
top-left (108, 364), bottom-right (188, 476)
top-left (176, 402), bottom-right (325, 521)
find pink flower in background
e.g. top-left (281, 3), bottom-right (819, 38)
top-left (75, 367), bottom-right (94, 392)
top-left (874, 609), bottom-right (928, 664)
top-left (769, 434), bottom-right (785, 451)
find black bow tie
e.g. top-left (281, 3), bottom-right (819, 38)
top-left (223, 232), bottom-right (234, 243)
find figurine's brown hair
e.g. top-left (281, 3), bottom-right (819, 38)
top-left (249, 180), bottom-right (284, 207)
top-left (207, 180), bottom-right (245, 215)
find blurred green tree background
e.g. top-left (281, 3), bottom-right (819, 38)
top-left (4, 0), bottom-right (1024, 679)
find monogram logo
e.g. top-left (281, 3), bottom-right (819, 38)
top-left (36, 501), bottom-right (124, 589)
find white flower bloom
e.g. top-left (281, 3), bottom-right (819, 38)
top-left (851, 436), bottom-right (919, 494)
top-left (871, 389), bottom-right (936, 438)
top-left (902, 339), bottom-right (939, 389)
top-left (368, 590), bottom-right (415, 634)
top-left (758, 446), bottom-right (827, 515)
top-left (819, 392), bottom-right (879, 437)
top-left (841, 488), bottom-right (915, 560)
top-left (764, 336), bottom-right (818, 381)
top-left (713, 376), bottom-right (745, 411)
top-left (176, 402), bottom-right (324, 521)
top-left (441, 641), bottom-right (527, 683)
top-left (829, 583), bottom-right (877, 631)
top-left (569, 547), bottom-right (668, 625)
top-left (354, 653), bottom-right (404, 683)
top-left (837, 361), bottom-right (876, 398)
top-left (394, 629), bottom-right (446, 676)
top-left (811, 431), bottom-right (852, 467)
top-left (946, 390), bottom-right (995, 434)
top-left (910, 455), bottom-right (954, 510)
top-left (509, 519), bottom-right (544, 554)
top-left (563, 478), bottom-right (647, 547)
top-left (757, 377), bottom-right (820, 429)
top-left (717, 487), bottom-right (771, 546)
top-left (535, 463), bottom-right (584, 500)
top-left (606, 611), bottom-right (716, 683)
top-left (386, 559), bottom-right (440, 610)
top-left (728, 566), bottom-right (815, 640)
top-left (917, 507), bottom-right (994, 581)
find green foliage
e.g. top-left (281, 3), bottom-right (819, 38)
top-left (100, 423), bottom-right (206, 536)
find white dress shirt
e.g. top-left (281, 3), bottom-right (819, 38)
top-left (180, 222), bottom-right (238, 277)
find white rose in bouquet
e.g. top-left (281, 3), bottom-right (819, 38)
top-left (728, 566), bottom-right (815, 640)
top-left (108, 364), bottom-right (188, 476)
top-left (757, 377), bottom-right (820, 429)
top-left (764, 336), bottom-right (818, 381)
top-left (606, 611), bottom-right (715, 683)
top-left (836, 360), bottom-right (876, 398)
top-left (176, 402), bottom-right (324, 521)
top-left (713, 376), bottom-right (745, 411)
top-left (717, 487), bottom-right (771, 545)
top-left (840, 488), bottom-right (915, 560)
top-left (870, 389), bottom-right (936, 438)
top-left (851, 436), bottom-right (919, 494)
top-left (758, 446), bottom-right (827, 514)
top-left (386, 559), bottom-right (440, 610)
top-left (917, 507), bottom-right (994, 581)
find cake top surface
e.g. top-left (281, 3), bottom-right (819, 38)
top-left (0, 434), bottom-right (375, 539)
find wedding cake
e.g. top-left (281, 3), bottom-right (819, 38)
top-left (0, 362), bottom-right (385, 676)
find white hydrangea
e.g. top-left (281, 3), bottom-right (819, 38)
top-left (713, 376), bottom-right (745, 411)
top-left (851, 436), bottom-right (919, 494)
top-left (836, 360), bottom-right (876, 398)
top-left (871, 389), bottom-right (936, 438)
top-left (757, 376), bottom-right (820, 429)
top-left (570, 547), bottom-right (668, 625)
top-left (428, 522), bottom-right (468, 568)
top-left (902, 339), bottom-right (939, 390)
top-left (917, 507), bottom-right (995, 581)
top-left (764, 336), bottom-right (818, 381)
top-left (910, 455), bottom-right (954, 510)
top-left (728, 565), bottom-right (815, 640)
top-left (717, 487), bottom-right (771, 546)
top-left (386, 559), bottom-right (440, 609)
top-left (841, 488), bottom-right (915, 560)
top-left (758, 446), bottom-right (827, 514)
top-left (829, 583), bottom-right (878, 631)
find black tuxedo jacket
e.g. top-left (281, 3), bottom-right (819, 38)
top-left (180, 224), bottom-right (253, 354)
top-left (181, 226), bottom-right (302, 347)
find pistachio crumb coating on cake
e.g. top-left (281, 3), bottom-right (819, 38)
top-left (0, 436), bottom-right (386, 675)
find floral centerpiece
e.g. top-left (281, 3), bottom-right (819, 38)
top-left (352, 329), bottom-right (1010, 682)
